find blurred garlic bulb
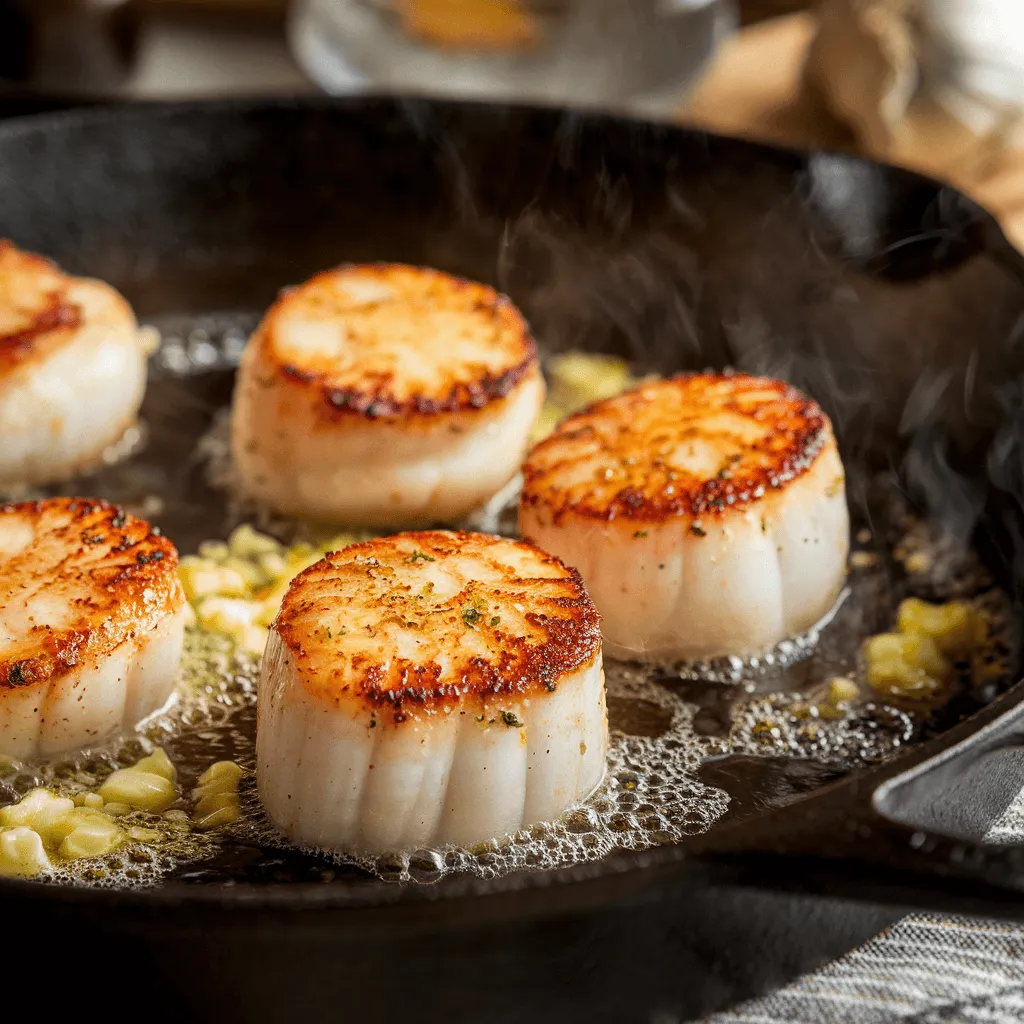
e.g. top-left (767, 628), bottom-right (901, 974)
top-left (808, 0), bottom-right (1024, 154)
top-left (806, 0), bottom-right (919, 152)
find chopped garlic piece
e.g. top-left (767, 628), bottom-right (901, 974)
top-left (827, 676), bottom-right (859, 704)
top-left (198, 761), bottom-right (244, 788)
top-left (99, 768), bottom-right (177, 813)
top-left (127, 827), bottom-right (163, 844)
top-left (896, 598), bottom-right (974, 655)
top-left (229, 524), bottom-right (282, 558)
top-left (58, 815), bottom-right (123, 860)
top-left (133, 747), bottom-right (176, 783)
top-left (0, 788), bottom-right (75, 845)
top-left (192, 760), bottom-right (243, 832)
top-left (196, 596), bottom-right (258, 634)
top-left (180, 559), bottom-right (248, 601)
top-left (864, 631), bottom-right (951, 701)
top-left (0, 826), bottom-right (51, 878)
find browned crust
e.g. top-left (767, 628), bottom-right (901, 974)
top-left (0, 241), bottom-right (82, 377)
top-left (274, 530), bottom-right (601, 722)
top-left (0, 498), bottom-right (182, 691)
top-left (520, 372), bottom-right (832, 524)
top-left (253, 263), bottom-right (539, 423)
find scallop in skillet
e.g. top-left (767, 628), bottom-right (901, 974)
top-left (0, 242), bottom-right (148, 485)
top-left (519, 373), bottom-right (850, 663)
top-left (231, 264), bottom-right (546, 528)
top-left (0, 499), bottom-right (186, 759)
top-left (256, 530), bottom-right (606, 855)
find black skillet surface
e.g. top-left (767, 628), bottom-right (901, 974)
top-left (2, 99), bottom-right (1024, 1022)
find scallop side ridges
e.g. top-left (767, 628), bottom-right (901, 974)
top-left (519, 373), bottom-right (850, 663)
top-left (0, 242), bottom-right (147, 485)
top-left (256, 530), bottom-right (607, 854)
top-left (0, 498), bottom-right (186, 759)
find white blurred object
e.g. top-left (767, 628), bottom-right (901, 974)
top-left (290, 0), bottom-right (735, 117)
top-left (919, 0), bottom-right (1024, 142)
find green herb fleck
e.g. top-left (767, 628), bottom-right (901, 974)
top-left (490, 616), bottom-right (500, 627)
top-left (501, 711), bottom-right (524, 728)
top-left (690, 523), bottom-right (706, 537)
top-left (407, 551), bottom-right (436, 563)
top-left (633, 530), bottom-right (648, 539)
top-left (327, 627), bottom-right (332, 639)
top-left (462, 607), bottom-right (481, 627)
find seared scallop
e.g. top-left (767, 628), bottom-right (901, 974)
top-left (256, 530), bottom-right (606, 855)
top-left (0, 499), bottom-right (186, 759)
top-left (0, 242), bottom-right (147, 485)
top-left (519, 373), bottom-right (849, 662)
top-left (231, 264), bottom-right (546, 527)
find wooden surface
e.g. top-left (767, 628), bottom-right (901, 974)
top-left (680, 12), bottom-right (1024, 251)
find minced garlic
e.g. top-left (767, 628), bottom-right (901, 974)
top-left (180, 524), bottom-right (361, 653)
top-left (0, 747), bottom-right (246, 878)
top-left (864, 598), bottom-right (985, 702)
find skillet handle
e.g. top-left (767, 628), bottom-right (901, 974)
top-left (686, 687), bottom-right (1024, 904)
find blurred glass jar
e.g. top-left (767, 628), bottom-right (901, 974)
top-left (290, 0), bottom-right (735, 116)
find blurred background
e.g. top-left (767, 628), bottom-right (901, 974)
top-left (0, 0), bottom-right (806, 104)
top-left (1, 0), bottom-right (1021, 292)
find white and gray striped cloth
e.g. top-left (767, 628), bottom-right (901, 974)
top-left (703, 791), bottom-right (1024, 1022)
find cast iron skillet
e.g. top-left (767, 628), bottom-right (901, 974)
top-left (2, 98), bottom-right (1024, 1023)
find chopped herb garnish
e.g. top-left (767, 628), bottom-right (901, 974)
top-left (633, 530), bottom-right (648, 539)
top-left (462, 607), bottom-right (481, 627)
top-left (490, 616), bottom-right (500, 627)
top-left (501, 711), bottom-right (524, 728)
top-left (691, 524), bottom-right (706, 537)
top-left (407, 551), bottom-right (436, 563)
top-left (327, 627), bottom-right (332, 639)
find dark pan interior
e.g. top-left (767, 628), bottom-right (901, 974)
top-left (2, 98), bottom-right (1024, 1022)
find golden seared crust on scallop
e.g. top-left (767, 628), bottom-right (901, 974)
top-left (0, 242), bottom-right (85, 378)
top-left (255, 264), bottom-right (539, 422)
top-left (521, 373), bottom-right (835, 525)
top-left (273, 530), bottom-right (601, 721)
top-left (0, 499), bottom-right (183, 693)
